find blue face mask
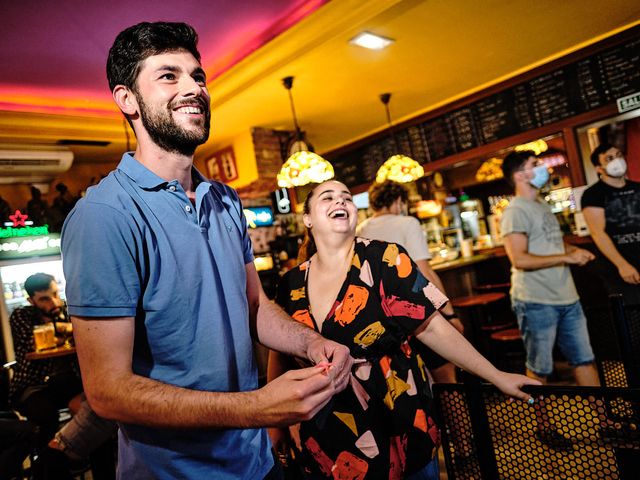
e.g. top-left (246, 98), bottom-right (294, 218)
top-left (529, 164), bottom-right (549, 189)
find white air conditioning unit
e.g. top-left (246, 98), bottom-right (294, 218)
top-left (0, 146), bottom-right (74, 176)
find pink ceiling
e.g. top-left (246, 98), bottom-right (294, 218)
top-left (0, 0), bottom-right (328, 115)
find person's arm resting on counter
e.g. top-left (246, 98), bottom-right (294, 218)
top-left (71, 264), bottom-right (352, 431)
top-left (503, 232), bottom-right (594, 270)
top-left (582, 206), bottom-right (640, 284)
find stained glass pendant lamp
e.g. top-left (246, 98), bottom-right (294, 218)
top-left (276, 76), bottom-right (334, 188)
top-left (375, 93), bottom-right (424, 184)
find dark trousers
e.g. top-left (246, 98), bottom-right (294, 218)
top-left (14, 373), bottom-right (82, 449)
top-left (0, 418), bottom-right (35, 480)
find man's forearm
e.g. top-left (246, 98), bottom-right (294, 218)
top-left (85, 371), bottom-right (261, 429)
top-left (590, 230), bottom-right (629, 269)
top-left (255, 294), bottom-right (322, 359)
top-left (511, 252), bottom-right (567, 270)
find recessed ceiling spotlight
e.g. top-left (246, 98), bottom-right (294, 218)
top-left (349, 31), bottom-right (394, 50)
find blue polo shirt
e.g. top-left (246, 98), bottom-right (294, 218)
top-left (61, 153), bottom-right (272, 479)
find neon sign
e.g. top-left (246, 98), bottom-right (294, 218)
top-left (0, 210), bottom-right (49, 239)
top-left (0, 210), bottom-right (58, 259)
top-left (243, 207), bottom-right (274, 228)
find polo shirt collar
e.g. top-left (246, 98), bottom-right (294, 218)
top-left (117, 152), bottom-right (211, 191)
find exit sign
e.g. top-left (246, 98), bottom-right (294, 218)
top-left (617, 91), bottom-right (640, 113)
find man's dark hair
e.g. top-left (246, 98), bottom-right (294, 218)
top-left (590, 143), bottom-right (616, 167)
top-left (24, 273), bottom-right (55, 298)
top-left (368, 181), bottom-right (409, 211)
top-left (501, 150), bottom-right (536, 188)
top-left (107, 22), bottom-right (201, 92)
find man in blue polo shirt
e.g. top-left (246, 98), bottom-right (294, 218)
top-left (61, 22), bottom-right (352, 479)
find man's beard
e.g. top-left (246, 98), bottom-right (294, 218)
top-left (137, 94), bottom-right (210, 156)
top-left (40, 306), bottom-right (63, 320)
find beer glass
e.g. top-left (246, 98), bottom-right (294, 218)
top-left (33, 323), bottom-right (56, 351)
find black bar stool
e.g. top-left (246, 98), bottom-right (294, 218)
top-left (451, 292), bottom-right (514, 357)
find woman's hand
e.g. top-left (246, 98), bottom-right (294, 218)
top-left (491, 371), bottom-right (541, 403)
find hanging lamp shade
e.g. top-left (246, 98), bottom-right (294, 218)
top-left (277, 150), bottom-right (334, 188)
top-left (376, 154), bottom-right (424, 183)
top-left (277, 76), bottom-right (334, 188)
top-left (375, 93), bottom-right (424, 184)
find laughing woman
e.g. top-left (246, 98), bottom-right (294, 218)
top-left (269, 180), bottom-right (539, 480)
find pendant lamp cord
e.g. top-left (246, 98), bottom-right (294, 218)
top-left (282, 76), bottom-right (302, 139)
top-left (380, 92), bottom-right (399, 150)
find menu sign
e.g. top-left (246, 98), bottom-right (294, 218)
top-left (330, 34), bottom-right (640, 187)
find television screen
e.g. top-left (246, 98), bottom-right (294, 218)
top-left (243, 207), bottom-right (274, 228)
top-left (352, 192), bottom-right (369, 210)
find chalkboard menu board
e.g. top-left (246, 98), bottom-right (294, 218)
top-left (330, 34), bottom-right (640, 187)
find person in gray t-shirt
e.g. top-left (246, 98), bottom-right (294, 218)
top-left (500, 150), bottom-right (598, 388)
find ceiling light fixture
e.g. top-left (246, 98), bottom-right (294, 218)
top-left (375, 93), bottom-right (424, 184)
top-left (350, 31), bottom-right (394, 50)
top-left (514, 139), bottom-right (548, 156)
top-left (276, 76), bottom-right (334, 188)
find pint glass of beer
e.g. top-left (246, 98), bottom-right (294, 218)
top-left (33, 323), bottom-right (56, 351)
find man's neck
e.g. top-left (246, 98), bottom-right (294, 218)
top-left (600, 174), bottom-right (626, 188)
top-left (514, 182), bottom-right (539, 201)
top-left (133, 141), bottom-right (195, 193)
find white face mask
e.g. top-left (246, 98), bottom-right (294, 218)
top-left (605, 157), bottom-right (627, 178)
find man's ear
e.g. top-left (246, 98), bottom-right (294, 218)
top-left (26, 297), bottom-right (34, 306)
top-left (112, 85), bottom-right (138, 117)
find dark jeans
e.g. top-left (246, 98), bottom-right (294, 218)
top-left (0, 418), bottom-right (35, 480)
top-left (14, 373), bottom-right (82, 448)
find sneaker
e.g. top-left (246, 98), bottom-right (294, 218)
top-left (535, 428), bottom-right (574, 452)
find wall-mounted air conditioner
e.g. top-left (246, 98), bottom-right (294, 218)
top-left (0, 146), bottom-right (74, 175)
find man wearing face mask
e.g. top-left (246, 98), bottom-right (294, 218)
top-left (581, 143), bottom-right (640, 304)
top-left (500, 151), bottom-right (599, 387)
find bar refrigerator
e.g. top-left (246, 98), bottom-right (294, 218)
top-left (0, 210), bottom-right (65, 363)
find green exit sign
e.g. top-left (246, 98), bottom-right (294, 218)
top-left (617, 91), bottom-right (640, 113)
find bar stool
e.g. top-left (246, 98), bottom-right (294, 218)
top-left (451, 292), bottom-right (514, 357)
top-left (489, 327), bottom-right (525, 373)
top-left (474, 282), bottom-right (511, 294)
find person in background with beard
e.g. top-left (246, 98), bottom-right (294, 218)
top-left (9, 273), bottom-right (81, 478)
top-left (61, 22), bottom-right (352, 479)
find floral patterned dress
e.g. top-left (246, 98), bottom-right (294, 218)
top-left (276, 238), bottom-right (449, 479)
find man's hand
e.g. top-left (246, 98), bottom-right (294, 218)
top-left (305, 338), bottom-right (353, 393)
top-left (564, 248), bottom-right (595, 266)
top-left (256, 366), bottom-right (338, 427)
top-left (618, 262), bottom-right (640, 284)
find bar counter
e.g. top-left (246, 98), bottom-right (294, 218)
top-left (432, 235), bottom-right (608, 307)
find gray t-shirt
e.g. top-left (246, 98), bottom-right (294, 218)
top-left (356, 214), bottom-right (431, 261)
top-left (500, 196), bottom-right (578, 304)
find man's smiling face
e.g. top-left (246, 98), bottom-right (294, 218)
top-left (133, 50), bottom-right (211, 155)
